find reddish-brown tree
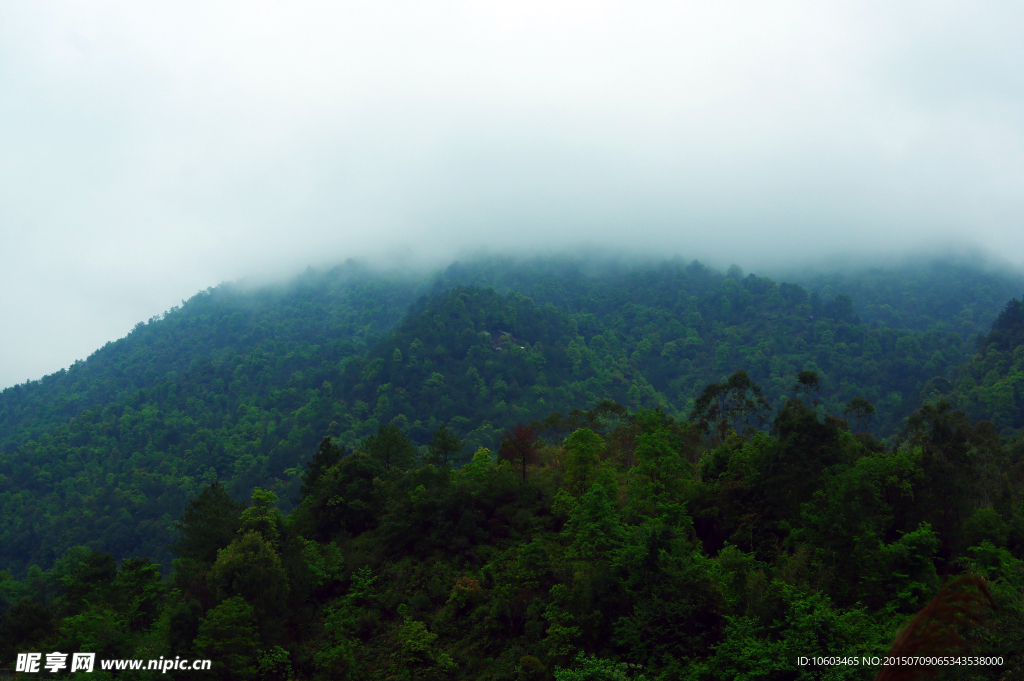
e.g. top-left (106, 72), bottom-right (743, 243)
top-left (874, 573), bottom-right (995, 681)
top-left (499, 423), bottom-right (540, 484)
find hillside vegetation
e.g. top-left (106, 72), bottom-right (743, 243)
top-left (939, 294), bottom-right (1024, 433)
top-left (1, 255), bottom-right (1024, 679)
top-left (2, 394), bottom-right (1023, 679)
top-left (0, 257), bottom-right (1019, 576)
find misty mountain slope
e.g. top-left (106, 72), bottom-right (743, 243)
top-left (435, 255), bottom-right (1024, 337)
top-left (0, 255), bottom-right (1019, 577)
top-left (0, 269), bottom-right (428, 575)
top-left (6, 293), bottom-right (1024, 681)
top-left (789, 258), bottom-right (1024, 337)
top-left (339, 261), bottom-right (992, 448)
top-left (939, 294), bottom-right (1024, 434)
top-left (0, 263), bottom-right (424, 453)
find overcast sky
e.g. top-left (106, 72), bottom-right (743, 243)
top-left (2, 1), bottom-right (1023, 389)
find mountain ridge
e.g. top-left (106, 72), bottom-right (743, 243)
top-left (0, 254), bottom-right (1021, 576)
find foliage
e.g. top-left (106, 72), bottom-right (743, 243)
top-left (500, 424), bottom-right (542, 484)
top-left (932, 293), bottom-right (1024, 436)
top-left (554, 652), bottom-right (647, 680)
top-left (361, 424), bottom-right (417, 472)
top-left (2, 255), bottom-right (1024, 679)
top-left (0, 257), bottom-right (1017, 576)
top-left (875, 574), bottom-right (996, 681)
top-left (208, 531), bottom-right (289, 621)
top-left (427, 424), bottom-right (465, 467)
top-left (690, 369), bottom-right (770, 442)
top-left (193, 596), bottom-right (260, 681)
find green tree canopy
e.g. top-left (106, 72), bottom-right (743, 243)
top-left (361, 424), bottom-right (416, 472)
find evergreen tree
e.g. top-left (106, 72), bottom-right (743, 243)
top-left (361, 424), bottom-right (416, 472)
top-left (193, 596), bottom-right (260, 681)
top-left (171, 482), bottom-right (245, 565)
top-left (426, 424), bottom-right (464, 466)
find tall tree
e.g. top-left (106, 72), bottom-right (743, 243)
top-left (171, 482), bottom-right (245, 565)
top-left (301, 437), bottom-right (345, 500)
top-left (901, 399), bottom-right (979, 552)
top-left (793, 369), bottom-right (821, 407)
top-left (361, 424), bottom-right (417, 472)
top-left (116, 557), bottom-right (164, 633)
top-left (209, 532), bottom-right (290, 621)
top-left (426, 424), bottom-right (464, 466)
top-left (192, 596), bottom-right (260, 681)
top-left (238, 488), bottom-right (283, 547)
top-left (499, 423), bottom-right (541, 484)
top-left (564, 428), bottom-right (604, 497)
top-left (757, 397), bottom-right (847, 525)
top-left (843, 396), bottom-right (876, 433)
top-left (170, 482), bottom-right (245, 609)
top-left (59, 550), bottom-right (117, 614)
top-left (690, 369), bottom-right (770, 442)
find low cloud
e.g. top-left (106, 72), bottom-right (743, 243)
top-left (2, 1), bottom-right (1023, 387)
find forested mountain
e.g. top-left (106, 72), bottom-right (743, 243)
top-left (937, 293), bottom-right (1024, 433)
top-left (0, 256), bottom-right (1020, 578)
top-left (2, 255), bottom-right (1024, 680)
top-left (780, 257), bottom-right (1020, 337)
top-left (439, 256), bottom-right (1022, 335)
top-left (0, 262), bottom-right (425, 452)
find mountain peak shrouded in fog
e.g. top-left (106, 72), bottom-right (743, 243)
top-left (3, 1), bottom-right (1024, 388)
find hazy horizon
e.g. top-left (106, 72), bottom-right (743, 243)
top-left (3, 1), bottom-right (1024, 389)
top-left (3, 248), bottom-right (1023, 392)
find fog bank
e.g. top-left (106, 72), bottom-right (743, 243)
top-left (2, 1), bottom-right (1024, 388)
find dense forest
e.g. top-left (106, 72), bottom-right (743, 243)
top-left (1, 255), bottom-right (1023, 679)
